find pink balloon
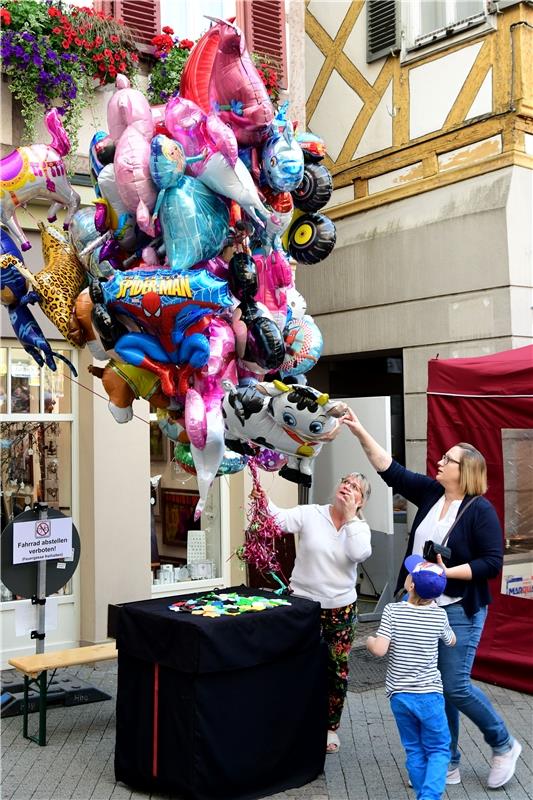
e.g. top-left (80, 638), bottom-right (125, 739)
top-left (165, 96), bottom-right (268, 225)
top-left (179, 24), bottom-right (220, 113)
top-left (190, 319), bottom-right (238, 516)
top-left (208, 19), bottom-right (275, 147)
top-left (195, 318), bottom-right (238, 409)
top-left (108, 75), bottom-right (157, 232)
top-left (165, 96), bottom-right (238, 169)
top-left (185, 388), bottom-right (207, 449)
top-left (253, 251), bottom-right (292, 331)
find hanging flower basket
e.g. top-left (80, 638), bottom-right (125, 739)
top-left (0, 0), bottom-right (139, 147)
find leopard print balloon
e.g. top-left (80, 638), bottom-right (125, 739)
top-left (32, 222), bottom-right (86, 345)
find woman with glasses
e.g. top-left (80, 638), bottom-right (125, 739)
top-left (343, 408), bottom-right (521, 790)
top-left (253, 471), bottom-right (372, 754)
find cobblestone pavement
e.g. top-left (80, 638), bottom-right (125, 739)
top-left (1, 623), bottom-right (532, 800)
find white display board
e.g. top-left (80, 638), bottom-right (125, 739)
top-left (310, 396), bottom-right (394, 537)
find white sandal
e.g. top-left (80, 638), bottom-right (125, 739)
top-left (326, 730), bottom-right (340, 753)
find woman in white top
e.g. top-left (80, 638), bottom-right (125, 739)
top-left (255, 472), bottom-right (372, 754)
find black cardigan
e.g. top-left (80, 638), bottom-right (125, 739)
top-left (380, 460), bottom-right (503, 617)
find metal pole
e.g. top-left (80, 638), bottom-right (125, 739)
top-left (35, 502), bottom-right (48, 655)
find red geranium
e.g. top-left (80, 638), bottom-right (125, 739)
top-left (179, 38), bottom-right (194, 50)
top-left (0, 7), bottom-right (11, 24)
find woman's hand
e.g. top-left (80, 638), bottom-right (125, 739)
top-left (250, 487), bottom-right (266, 501)
top-left (338, 486), bottom-right (358, 523)
top-left (436, 553), bottom-right (448, 576)
top-left (436, 554), bottom-right (473, 581)
top-left (320, 419), bottom-right (342, 442)
top-left (342, 408), bottom-right (364, 439)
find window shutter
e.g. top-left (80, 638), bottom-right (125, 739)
top-left (367, 0), bottom-right (399, 63)
top-left (94, 0), bottom-right (160, 49)
top-left (236, 0), bottom-right (288, 89)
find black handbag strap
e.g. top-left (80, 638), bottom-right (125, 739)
top-left (441, 496), bottom-right (478, 546)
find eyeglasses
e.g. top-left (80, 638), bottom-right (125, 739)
top-left (441, 454), bottom-right (461, 466)
top-left (340, 477), bottom-right (362, 492)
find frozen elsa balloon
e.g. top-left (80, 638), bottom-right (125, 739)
top-left (149, 135), bottom-right (229, 271)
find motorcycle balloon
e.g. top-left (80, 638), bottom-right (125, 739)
top-left (291, 163), bottom-right (333, 212)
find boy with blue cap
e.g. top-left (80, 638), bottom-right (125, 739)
top-left (367, 556), bottom-right (456, 800)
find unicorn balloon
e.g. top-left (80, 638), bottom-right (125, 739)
top-left (0, 109), bottom-right (80, 251)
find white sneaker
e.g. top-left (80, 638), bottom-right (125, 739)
top-left (446, 767), bottom-right (462, 785)
top-left (488, 740), bottom-right (522, 788)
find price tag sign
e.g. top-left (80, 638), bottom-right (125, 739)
top-left (13, 517), bottom-right (73, 564)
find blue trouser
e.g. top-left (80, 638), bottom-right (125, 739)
top-left (390, 692), bottom-right (450, 800)
top-left (438, 603), bottom-right (512, 766)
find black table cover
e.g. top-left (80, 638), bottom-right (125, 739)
top-left (113, 586), bottom-right (328, 800)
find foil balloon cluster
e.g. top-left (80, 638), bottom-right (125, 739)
top-left (0, 16), bottom-right (339, 523)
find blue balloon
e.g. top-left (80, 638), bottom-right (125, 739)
top-left (150, 135), bottom-right (229, 270)
top-left (261, 102), bottom-right (304, 193)
top-left (0, 228), bottom-right (23, 261)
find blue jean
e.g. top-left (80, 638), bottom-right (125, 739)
top-left (390, 692), bottom-right (450, 800)
top-left (438, 603), bottom-right (511, 766)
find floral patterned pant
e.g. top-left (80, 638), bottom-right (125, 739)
top-left (320, 602), bottom-right (357, 730)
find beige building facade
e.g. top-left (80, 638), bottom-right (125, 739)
top-left (300, 0), bottom-right (533, 474)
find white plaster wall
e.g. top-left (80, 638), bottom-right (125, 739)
top-left (353, 79), bottom-right (393, 158)
top-left (79, 349), bottom-right (151, 643)
top-left (307, 0), bottom-right (351, 40)
top-left (309, 70), bottom-right (363, 160)
top-left (466, 67), bottom-right (493, 119)
top-left (505, 167), bottom-right (533, 288)
top-left (409, 42), bottom-right (483, 139)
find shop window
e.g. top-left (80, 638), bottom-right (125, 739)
top-left (149, 410), bottom-right (224, 593)
top-left (0, 346), bottom-right (76, 602)
top-left (501, 429), bottom-right (533, 600)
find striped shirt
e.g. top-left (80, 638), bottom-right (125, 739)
top-left (377, 601), bottom-right (455, 697)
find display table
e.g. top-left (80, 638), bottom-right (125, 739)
top-left (112, 586), bottom-right (328, 800)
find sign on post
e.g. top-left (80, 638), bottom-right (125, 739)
top-left (13, 517), bottom-right (73, 564)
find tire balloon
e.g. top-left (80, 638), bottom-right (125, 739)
top-left (287, 212), bottom-right (336, 265)
top-left (292, 163), bottom-right (333, 212)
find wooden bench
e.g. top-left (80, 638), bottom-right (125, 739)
top-left (8, 642), bottom-right (117, 745)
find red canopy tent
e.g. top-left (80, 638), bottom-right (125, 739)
top-left (426, 345), bottom-right (533, 693)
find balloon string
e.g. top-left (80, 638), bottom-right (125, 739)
top-left (62, 369), bottom-right (151, 425)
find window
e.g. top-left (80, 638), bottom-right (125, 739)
top-left (237, 0), bottom-right (288, 89)
top-left (149, 408), bottom-right (226, 594)
top-left (94, 0), bottom-right (161, 48)
top-left (367, 0), bottom-right (400, 62)
top-left (367, 1), bottom-right (488, 62)
top-left (407, 1), bottom-right (486, 49)
top-left (0, 346), bottom-right (77, 602)
top-left (501, 429), bottom-right (533, 600)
